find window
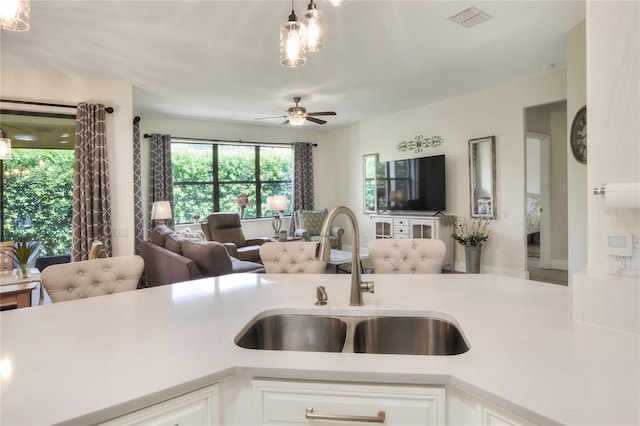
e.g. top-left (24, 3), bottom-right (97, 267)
top-left (0, 111), bottom-right (76, 257)
top-left (172, 142), bottom-right (292, 224)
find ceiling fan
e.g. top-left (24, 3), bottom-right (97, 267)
top-left (255, 97), bottom-right (337, 126)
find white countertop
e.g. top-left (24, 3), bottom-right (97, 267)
top-left (0, 273), bottom-right (638, 425)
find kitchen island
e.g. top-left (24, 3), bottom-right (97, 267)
top-left (0, 273), bottom-right (638, 425)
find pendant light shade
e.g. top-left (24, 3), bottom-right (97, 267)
top-left (0, 0), bottom-right (30, 32)
top-left (0, 129), bottom-right (11, 160)
top-left (303, 0), bottom-right (324, 52)
top-left (280, 8), bottom-right (306, 67)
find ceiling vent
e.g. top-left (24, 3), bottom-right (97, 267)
top-left (448, 7), bottom-right (492, 28)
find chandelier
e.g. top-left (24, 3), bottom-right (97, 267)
top-left (0, 0), bottom-right (30, 32)
top-left (280, 0), bottom-right (342, 67)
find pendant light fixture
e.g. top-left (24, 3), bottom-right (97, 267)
top-left (0, 0), bottom-right (30, 32)
top-left (0, 129), bottom-right (11, 160)
top-left (302, 0), bottom-right (324, 52)
top-left (324, 0), bottom-right (344, 6)
top-left (280, 0), bottom-right (306, 67)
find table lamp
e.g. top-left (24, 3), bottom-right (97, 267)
top-left (266, 196), bottom-right (288, 238)
top-left (151, 201), bottom-right (172, 226)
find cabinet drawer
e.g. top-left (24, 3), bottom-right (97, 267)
top-left (99, 384), bottom-right (219, 426)
top-left (394, 226), bottom-right (410, 236)
top-left (394, 218), bottom-right (410, 226)
top-left (253, 380), bottom-right (445, 426)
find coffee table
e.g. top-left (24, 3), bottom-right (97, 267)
top-left (327, 250), bottom-right (371, 274)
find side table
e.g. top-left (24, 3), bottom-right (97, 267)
top-left (0, 268), bottom-right (42, 310)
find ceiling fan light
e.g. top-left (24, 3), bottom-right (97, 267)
top-left (280, 18), bottom-right (306, 67)
top-left (289, 116), bottom-right (306, 126)
top-left (303, 1), bottom-right (324, 52)
top-left (0, 0), bottom-right (29, 32)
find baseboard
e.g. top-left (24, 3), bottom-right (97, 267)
top-left (453, 261), bottom-right (527, 278)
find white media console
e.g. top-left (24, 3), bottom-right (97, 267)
top-left (370, 214), bottom-right (455, 271)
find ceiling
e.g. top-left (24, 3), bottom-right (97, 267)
top-left (0, 1), bottom-right (585, 131)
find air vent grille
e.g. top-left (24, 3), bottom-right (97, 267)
top-left (448, 7), bottom-right (492, 28)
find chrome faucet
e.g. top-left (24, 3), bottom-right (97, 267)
top-left (317, 206), bottom-right (374, 306)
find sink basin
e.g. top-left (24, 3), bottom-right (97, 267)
top-left (235, 314), bottom-right (347, 352)
top-left (353, 316), bottom-right (469, 355)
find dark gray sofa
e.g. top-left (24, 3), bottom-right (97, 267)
top-left (142, 225), bottom-right (264, 287)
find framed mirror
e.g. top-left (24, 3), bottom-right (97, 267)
top-left (469, 136), bottom-right (496, 219)
top-left (363, 153), bottom-right (378, 213)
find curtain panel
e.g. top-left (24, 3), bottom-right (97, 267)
top-left (133, 119), bottom-right (143, 255)
top-left (148, 133), bottom-right (174, 229)
top-left (290, 142), bottom-right (315, 233)
top-left (72, 102), bottom-right (112, 261)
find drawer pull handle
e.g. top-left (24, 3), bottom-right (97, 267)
top-left (305, 407), bottom-right (386, 423)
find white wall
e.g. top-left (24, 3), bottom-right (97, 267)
top-left (325, 70), bottom-right (567, 275)
top-left (0, 68), bottom-right (135, 256)
top-left (566, 21), bottom-right (588, 281)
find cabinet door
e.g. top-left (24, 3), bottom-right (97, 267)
top-left (99, 384), bottom-right (219, 426)
top-left (253, 379), bottom-right (445, 426)
top-left (371, 217), bottom-right (393, 239)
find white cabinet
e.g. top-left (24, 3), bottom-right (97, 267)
top-left (447, 386), bottom-right (536, 426)
top-left (370, 214), bottom-right (455, 270)
top-left (252, 379), bottom-right (445, 425)
top-left (99, 384), bottom-right (219, 426)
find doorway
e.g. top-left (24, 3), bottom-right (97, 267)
top-left (524, 102), bottom-right (568, 285)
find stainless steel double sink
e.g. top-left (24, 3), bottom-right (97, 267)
top-left (235, 312), bottom-right (469, 356)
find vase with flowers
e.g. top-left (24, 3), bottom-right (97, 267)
top-left (236, 194), bottom-right (251, 219)
top-left (452, 217), bottom-right (491, 273)
top-left (13, 237), bottom-right (37, 278)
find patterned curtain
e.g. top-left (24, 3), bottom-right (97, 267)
top-left (72, 103), bottom-right (112, 261)
top-left (132, 118), bottom-right (143, 255)
top-left (290, 142), bottom-right (315, 233)
top-left (149, 133), bottom-right (173, 229)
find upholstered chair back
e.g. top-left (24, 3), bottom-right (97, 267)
top-left (259, 242), bottom-right (326, 273)
top-left (201, 213), bottom-right (247, 247)
top-left (368, 239), bottom-right (446, 274)
top-left (42, 255), bottom-right (144, 303)
top-left (294, 209), bottom-right (328, 236)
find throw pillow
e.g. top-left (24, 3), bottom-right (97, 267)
top-left (177, 228), bottom-right (207, 240)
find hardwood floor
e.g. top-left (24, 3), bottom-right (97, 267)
top-left (527, 257), bottom-right (568, 286)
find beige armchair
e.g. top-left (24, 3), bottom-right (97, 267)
top-left (259, 242), bottom-right (326, 273)
top-left (293, 208), bottom-right (344, 250)
top-left (41, 255), bottom-right (144, 303)
top-left (201, 213), bottom-right (270, 263)
top-left (368, 239), bottom-right (446, 274)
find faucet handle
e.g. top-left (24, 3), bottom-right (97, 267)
top-left (360, 281), bottom-right (374, 294)
top-left (315, 285), bottom-right (328, 306)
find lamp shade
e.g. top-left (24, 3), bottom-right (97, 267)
top-left (266, 196), bottom-right (288, 212)
top-left (151, 201), bottom-right (172, 220)
top-left (0, 130), bottom-right (11, 160)
top-left (288, 115), bottom-right (306, 126)
top-left (0, 0), bottom-right (30, 31)
top-left (303, 0), bottom-right (324, 52)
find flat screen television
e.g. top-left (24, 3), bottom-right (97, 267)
top-left (375, 154), bottom-right (446, 214)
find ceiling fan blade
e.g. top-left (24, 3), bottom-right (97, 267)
top-left (305, 116), bottom-right (327, 125)
top-left (255, 115), bottom-right (288, 121)
top-left (306, 111), bottom-right (337, 116)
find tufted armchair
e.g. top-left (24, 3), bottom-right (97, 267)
top-left (367, 239), bottom-right (446, 274)
top-left (293, 209), bottom-right (344, 250)
top-left (201, 213), bottom-right (270, 263)
top-left (41, 255), bottom-right (144, 303)
top-left (259, 242), bottom-right (327, 273)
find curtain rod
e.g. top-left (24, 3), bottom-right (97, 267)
top-left (143, 134), bottom-right (317, 147)
top-left (0, 99), bottom-right (114, 113)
